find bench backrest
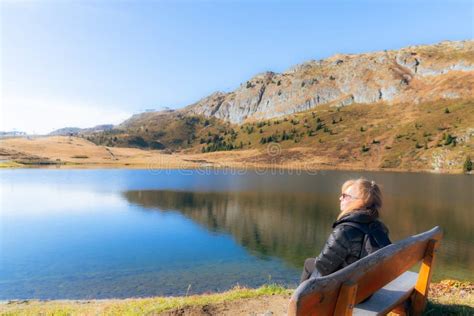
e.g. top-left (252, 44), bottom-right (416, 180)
top-left (288, 226), bottom-right (442, 315)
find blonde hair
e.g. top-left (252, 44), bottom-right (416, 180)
top-left (337, 178), bottom-right (382, 220)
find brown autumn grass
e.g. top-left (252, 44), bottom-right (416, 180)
top-left (1, 98), bottom-right (473, 173)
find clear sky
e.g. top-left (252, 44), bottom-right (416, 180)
top-left (1, 0), bottom-right (472, 134)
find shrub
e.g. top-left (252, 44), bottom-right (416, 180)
top-left (150, 141), bottom-right (165, 149)
top-left (128, 136), bottom-right (148, 148)
top-left (463, 156), bottom-right (472, 173)
top-left (444, 134), bottom-right (456, 146)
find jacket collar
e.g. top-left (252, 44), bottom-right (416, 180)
top-left (333, 209), bottom-right (378, 228)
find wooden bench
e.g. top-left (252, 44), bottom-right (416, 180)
top-left (288, 226), bottom-right (442, 316)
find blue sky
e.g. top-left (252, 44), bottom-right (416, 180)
top-left (1, 0), bottom-right (473, 134)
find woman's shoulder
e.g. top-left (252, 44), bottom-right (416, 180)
top-left (370, 219), bottom-right (390, 234)
top-left (331, 222), bottom-right (366, 242)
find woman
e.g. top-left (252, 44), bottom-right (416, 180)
top-left (300, 178), bottom-right (391, 283)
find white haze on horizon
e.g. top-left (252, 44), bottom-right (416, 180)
top-left (0, 96), bottom-right (132, 135)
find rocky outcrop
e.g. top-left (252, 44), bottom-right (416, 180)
top-left (183, 40), bottom-right (474, 124)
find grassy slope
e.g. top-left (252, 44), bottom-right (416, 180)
top-left (85, 98), bottom-right (473, 173)
top-left (1, 281), bottom-right (472, 315)
top-left (85, 111), bottom-right (233, 151)
top-left (0, 285), bottom-right (290, 316)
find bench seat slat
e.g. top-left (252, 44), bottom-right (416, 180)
top-left (353, 271), bottom-right (418, 315)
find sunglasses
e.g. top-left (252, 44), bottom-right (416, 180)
top-left (340, 193), bottom-right (359, 200)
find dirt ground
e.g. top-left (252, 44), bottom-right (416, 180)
top-left (160, 294), bottom-right (291, 316)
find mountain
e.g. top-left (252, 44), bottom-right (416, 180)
top-left (183, 40), bottom-right (473, 123)
top-left (81, 40), bottom-right (473, 172)
top-left (0, 131), bottom-right (27, 138)
top-left (49, 124), bottom-right (114, 136)
top-left (48, 127), bottom-right (83, 136)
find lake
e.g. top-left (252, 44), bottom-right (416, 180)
top-left (0, 168), bottom-right (472, 299)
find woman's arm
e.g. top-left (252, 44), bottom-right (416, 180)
top-left (314, 225), bottom-right (351, 276)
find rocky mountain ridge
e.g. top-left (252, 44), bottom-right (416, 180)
top-left (182, 40), bottom-right (473, 123)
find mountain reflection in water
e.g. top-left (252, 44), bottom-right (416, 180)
top-left (123, 189), bottom-right (473, 282)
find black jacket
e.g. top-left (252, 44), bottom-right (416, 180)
top-left (314, 209), bottom-right (390, 276)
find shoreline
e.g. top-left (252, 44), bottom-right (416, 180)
top-left (0, 160), bottom-right (468, 175)
top-left (1, 280), bottom-right (472, 315)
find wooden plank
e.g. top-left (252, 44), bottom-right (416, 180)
top-left (353, 271), bottom-right (418, 315)
top-left (334, 281), bottom-right (358, 316)
top-left (289, 226), bottom-right (442, 316)
top-left (410, 238), bottom-right (441, 315)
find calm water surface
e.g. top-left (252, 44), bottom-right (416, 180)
top-left (0, 169), bottom-right (472, 299)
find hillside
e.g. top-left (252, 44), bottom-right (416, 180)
top-left (2, 40), bottom-right (473, 173)
top-left (81, 97), bottom-right (473, 172)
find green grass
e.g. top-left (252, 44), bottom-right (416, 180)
top-left (0, 284), bottom-right (291, 316)
top-left (424, 302), bottom-right (474, 316)
top-left (0, 161), bottom-right (25, 168)
top-left (2, 282), bottom-right (472, 315)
